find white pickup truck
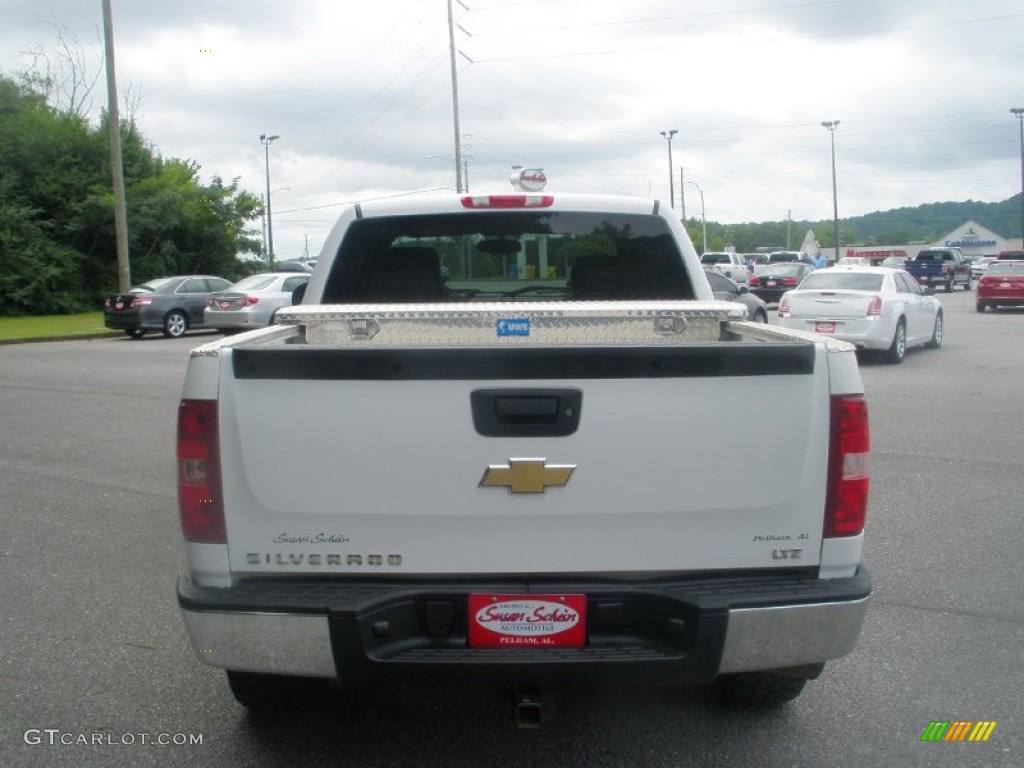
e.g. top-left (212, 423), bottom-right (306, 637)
top-left (176, 192), bottom-right (871, 726)
top-left (699, 251), bottom-right (749, 284)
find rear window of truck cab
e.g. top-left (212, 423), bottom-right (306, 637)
top-left (700, 253), bottom-right (732, 265)
top-left (322, 211), bottom-right (695, 303)
top-left (915, 250), bottom-right (955, 261)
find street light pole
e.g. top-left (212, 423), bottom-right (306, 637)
top-left (259, 134), bottom-right (280, 268)
top-left (687, 181), bottom-right (707, 253)
top-left (822, 120), bottom-right (841, 262)
top-left (660, 129), bottom-right (678, 209)
top-left (1012, 108), bottom-right (1024, 245)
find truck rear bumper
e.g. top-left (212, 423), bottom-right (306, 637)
top-left (177, 567), bottom-right (871, 686)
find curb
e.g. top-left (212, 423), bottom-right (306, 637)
top-left (0, 332), bottom-right (122, 346)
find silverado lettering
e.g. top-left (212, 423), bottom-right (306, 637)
top-left (244, 553), bottom-right (403, 566)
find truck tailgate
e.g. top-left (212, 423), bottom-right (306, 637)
top-left (212, 304), bottom-right (831, 576)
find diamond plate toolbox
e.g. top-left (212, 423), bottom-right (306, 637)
top-left (274, 301), bottom-right (747, 348)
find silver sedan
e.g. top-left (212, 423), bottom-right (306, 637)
top-left (776, 266), bottom-right (943, 363)
top-left (204, 272), bottom-right (310, 332)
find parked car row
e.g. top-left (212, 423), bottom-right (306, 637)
top-left (103, 272), bottom-right (309, 339)
top-left (842, 248), bottom-right (1024, 294)
top-left (102, 258), bottom-right (1023, 345)
top-left (103, 276), bottom-right (235, 338)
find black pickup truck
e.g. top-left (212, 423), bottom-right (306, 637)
top-left (904, 247), bottom-right (972, 292)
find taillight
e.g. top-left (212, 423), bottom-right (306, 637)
top-left (104, 298), bottom-right (111, 308)
top-left (246, 295), bottom-right (260, 305)
top-left (782, 277), bottom-right (799, 285)
top-left (132, 296), bottom-right (153, 306)
top-left (778, 294), bottom-right (790, 314)
top-left (460, 195), bottom-right (554, 208)
top-left (177, 399), bottom-right (226, 544)
top-left (824, 395), bottom-right (870, 538)
top-left (866, 296), bottom-right (882, 316)
top-left (750, 276), bottom-right (761, 286)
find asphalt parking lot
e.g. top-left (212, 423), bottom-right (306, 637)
top-left (1, 289), bottom-right (1022, 767)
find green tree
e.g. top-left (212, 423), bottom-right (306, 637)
top-left (0, 76), bottom-right (100, 314)
top-left (0, 73), bottom-right (263, 315)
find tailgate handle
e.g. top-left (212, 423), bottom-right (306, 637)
top-left (495, 396), bottom-right (558, 421)
top-left (471, 389), bottom-right (582, 437)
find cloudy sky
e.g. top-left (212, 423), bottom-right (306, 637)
top-left (3, 0), bottom-right (1023, 259)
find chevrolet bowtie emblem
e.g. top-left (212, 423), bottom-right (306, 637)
top-left (480, 458), bottom-right (576, 493)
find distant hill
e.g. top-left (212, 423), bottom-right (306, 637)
top-left (844, 196), bottom-right (1023, 245)
top-left (706, 195), bottom-right (1022, 253)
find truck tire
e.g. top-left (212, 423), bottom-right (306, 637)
top-left (226, 670), bottom-right (329, 713)
top-left (944, 277), bottom-right (953, 293)
top-left (925, 311), bottom-right (943, 349)
top-left (884, 319), bottom-right (906, 364)
top-left (717, 671), bottom-right (808, 706)
top-left (163, 310), bottom-right (189, 338)
top-left (963, 275), bottom-right (972, 291)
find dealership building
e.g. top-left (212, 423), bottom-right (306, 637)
top-left (841, 220), bottom-right (1023, 262)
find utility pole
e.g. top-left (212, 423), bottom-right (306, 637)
top-left (447, 0), bottom-right (464, 192)
top-left (102, 0), bottom-right (131, 290)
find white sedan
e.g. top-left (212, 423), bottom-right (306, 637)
top-left (777, 266), bottom-right (943, 363)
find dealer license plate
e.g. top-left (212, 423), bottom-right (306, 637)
top-left (815, 321), bottom-right (836, 334)
top-left (468, 594), bottom-right (586, 648)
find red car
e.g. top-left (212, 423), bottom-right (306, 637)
top-left (976, 261), bottom-right (1024, 312)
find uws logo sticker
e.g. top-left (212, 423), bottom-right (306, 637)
top-left (469, 596), bottom-right (586, 646)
